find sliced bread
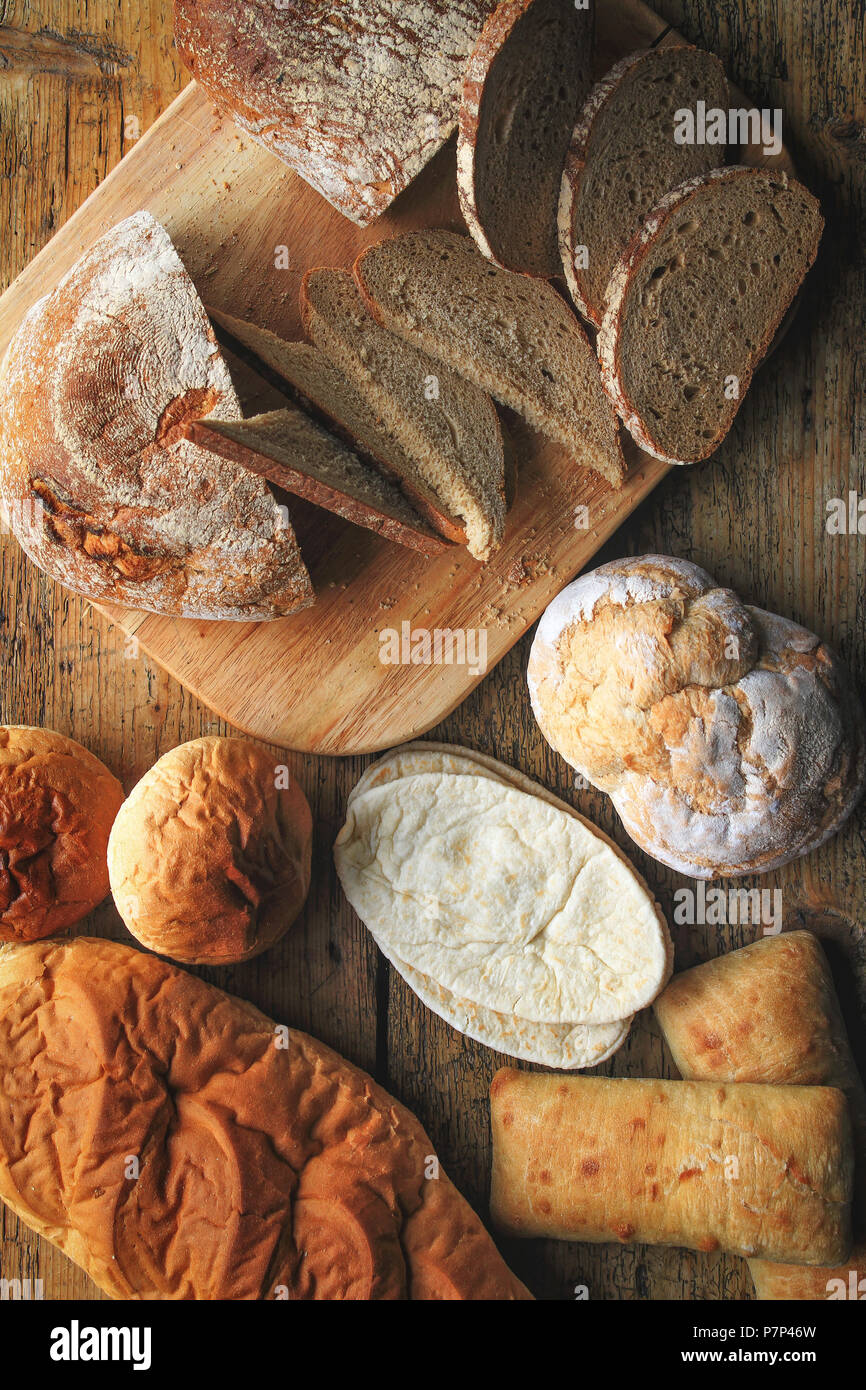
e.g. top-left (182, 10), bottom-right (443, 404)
top-left (207, 307), bottom-right (467, 544)
top-left (598, 166), bottom-right (823, 465)
top-left (300, 269), bottom-right (506, 561)
top-left (457, 0), bottom-right (594, 276)
top-left (185, 410), bottom-right (449, 557)
top-left (354, 228), bottom-right (625, 488)
top-left (559, 45), bottom-right (729, 327)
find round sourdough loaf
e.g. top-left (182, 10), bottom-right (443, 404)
top-left (107, 737), bottom-right (312, 964)
top-left (528, 556), bottom-right (866, 877)
top-left (0, 211), bottom-right (313, 619)
top-left (0, 726), bottom-right (123, 942)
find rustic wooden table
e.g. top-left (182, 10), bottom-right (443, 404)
top-left (1, 1), bottom-right (863, 1302)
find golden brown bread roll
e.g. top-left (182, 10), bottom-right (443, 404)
top-left (653, 931), bottom-right (866, 1299)
top-left (489, 1070), bottom-right (853, 1265)
top-left (107, 736), bottom-right (312, 964)
top-left (0, 726), bottom-right (123, 942)
top-left (0, 936), bottom-right (531, 1301)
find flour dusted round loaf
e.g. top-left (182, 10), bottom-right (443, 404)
top-left (108, 737), bottom-right (312, 964)
top-left (0, 726), bottom-right (123, 942)
top-left (528, 555), bottom-right (866, 877)
top-left (0, 211), bottom-right (312, 619)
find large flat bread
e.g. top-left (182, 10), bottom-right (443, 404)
top-left (489, 1070), bottom-right (854, 1265)
top-left (347, 743), bottom-right (635, 1067)
top-left (335, 751), bottom-right (670, 1026)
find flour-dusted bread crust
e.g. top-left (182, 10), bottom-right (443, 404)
top-left (489, 1070), bottom-right (855, 1265)
top-left (0, 936), bottom-right (531, 1299)
top-left (654, 931), bottom-right (866, 1300)
top-left (0, 212), bottom-right (312, 619)
top-left (335, 749), bottom-right (671, 1029)
top-left (528, 556), bottom-right (866, 877)
top-left (558, 46), bottom-right (728, 326)
top-left (107, 737), bottom-right (312, 966)
top-left (457, 0), bottom-right (593, 275)
top-left (174, 0), bottom-right (498, 226)
top-left (0, 727), bottom-right (124, 943)
top-left (597, 167), bottom-right (823, 464)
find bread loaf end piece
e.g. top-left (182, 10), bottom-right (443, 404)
top-left (489, 1070), bottom-right (854, 1265)
top-left (598, 167), bottom-right (823, 464)
top-left (559, 45), bottom-right (728, 325)
top-left (458, 0), bottom-right (594, 275)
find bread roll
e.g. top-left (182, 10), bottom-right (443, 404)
top-left (654, 931), bottom-right (866, 1299)
top-left (107, 737), bottom-right (312, 965)
top-left (489, 1070), bottom-right (853, 1265)
top-left (0, 211), bottom-right (312, 619)
top-left (528, 555), bottom-right (866, 877)
top-left (0, 726), bottom-right (123, 942)
top-left (0, 937), bottom-right (530, 1300)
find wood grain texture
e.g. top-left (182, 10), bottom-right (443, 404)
top-left (0, 0), bottom-right (864, 1302)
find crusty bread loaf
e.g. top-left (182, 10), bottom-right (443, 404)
top-left (489, 1070), bottom-right (854, 1265)
top-left (0, 727), bottom-right (123, 942)
top-left (598, 167), bottom-right (823, 464)
top-left (0, 936), bottom-right (531, 1300)
top-left (354, 229), bottom-right (625, 487)
top-left (185, 410), bottom-right (447, 556)
top-left (0, 211), bottom-right (313, 619)
top-left (654, 932), bottom-right (866, 1300)
top-left (528, 556), bottom-right (866, 877)
top-left (559, 46), bottom-right (728, 326)
top-left (107, 737), bottom-right (312, 965)
top-left (173, 0), bottom-right (497, 225)
top-left (206, 308), bottom-right (466, 544)
top-left (457, 0), bottom-right (593, 275)
top-left (301, 268), bottom-right (506, 560)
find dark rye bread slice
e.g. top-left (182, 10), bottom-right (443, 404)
top-left (355, 229), bottom-right (625, 488)
top-left (185, 410), bottom-right (449, 557)
top-left (598, 167), bottom-right (823, 465)
top-left (458, 0), bottom-right (593, 276)
top-left (206, 307), bottom-right (466, 545)
top-left (559, 45), bottom-right (729, 327)
top-left (300, 270), bottom-right (506, 561)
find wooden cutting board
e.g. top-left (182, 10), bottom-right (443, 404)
top-left (0, 0), bottom-right (793, 754)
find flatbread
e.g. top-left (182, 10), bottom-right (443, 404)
top-left (335, 750), bottom-right (671, 1028)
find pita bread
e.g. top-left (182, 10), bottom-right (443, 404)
top-left (335, 746), bottom-right (671, 1030)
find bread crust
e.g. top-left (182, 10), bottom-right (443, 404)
top-left (0, 936), bottom-right (532, 1300)
top-left (596, 167), bottom-right (823, 465)
top-left (107, 737), bottom-right (312, 965)
top-left (0, 212), bottom-right (313, 619)
top-left (528, 555), bottom-right (866, 877)
top-left (489, 1069), bottom-right (854, 1264)
top-left (0, 726), bottom-right (123, 942)
top-left (174, 0), bottom-right (497, 226)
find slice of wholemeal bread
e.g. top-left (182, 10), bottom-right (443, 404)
top-left (207, 307), bottom-right (468, 544)
top-left (185, 410), bottom-right (449, 557)
top-left (354, 229), bottom-right (625, 488)
top-left (457, 0), bottom-right (593, 276)
top-left (300, 269), bottom-right (506, 561)
top-left (598, 167), bottom-right (823, 465)
top-left (559, 45), bottom-right (729, 327)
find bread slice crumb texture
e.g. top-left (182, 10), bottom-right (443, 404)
top-left (598, 167), bottom-right (823, 464)
top-left (355, 228), bottom-right (624, 487)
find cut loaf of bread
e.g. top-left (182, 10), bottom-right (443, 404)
top-left (355, 229), bottom-right (625, 487)
top-left (185, 410), bottom-right (447, 557)
top-left (301, 269), bottom-right (506, 561)
top-left (207, 308), bottom-right (467, 545)
top-left (559, 45), bottom-right (729, 326)
top-left (598, 167), bottom-right (824, 465)
top-left (174, 0), bottom-right (498, 226)
top-left (458, 0), bottom-right (594, 275)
